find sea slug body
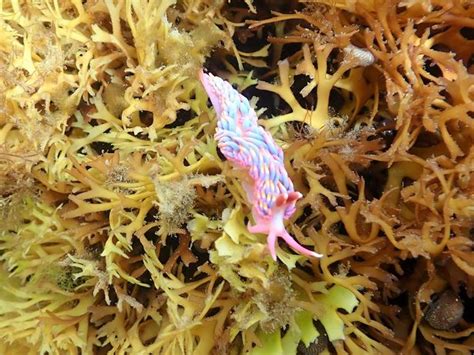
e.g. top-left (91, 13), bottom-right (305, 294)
top-left (199, 69), bottom-right (322, 260)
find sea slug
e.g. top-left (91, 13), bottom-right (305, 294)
top-left (199, 69), bottom-right (322, 260)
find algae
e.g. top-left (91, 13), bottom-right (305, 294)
top-left (0, 0), bottom-right (473, 354)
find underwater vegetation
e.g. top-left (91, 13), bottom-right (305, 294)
top-left (0, 0), bottom-right (473, 353)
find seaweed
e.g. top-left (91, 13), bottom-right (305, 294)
top-left (0, 0), bottom-right (473, 354)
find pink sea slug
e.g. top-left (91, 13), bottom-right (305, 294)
top-left (199, 69), bottom-right (322, 261)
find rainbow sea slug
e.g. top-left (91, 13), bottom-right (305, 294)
top-left (199, 70), bottom-right (322, 261)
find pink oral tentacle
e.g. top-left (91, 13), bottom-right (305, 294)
top-left (248, 223), bottom-right (267, 234)
top-left (267, 232), bottom-right (278, 261)
top-left (281, 230), bottom-right (323, 258)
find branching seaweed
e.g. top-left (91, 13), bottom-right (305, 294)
top-left (0, 0), bottom-right (473, 354)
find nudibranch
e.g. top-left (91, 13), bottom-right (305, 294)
top-left (199, 69), bottom-right (322, 261)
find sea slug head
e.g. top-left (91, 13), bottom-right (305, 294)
top-left (249, 191), bottom-right (323, 261)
